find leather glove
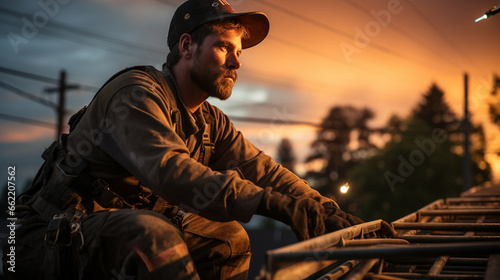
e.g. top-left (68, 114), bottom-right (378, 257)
top-left (323, 203), bottom-right (364, 233)
top-left (323, 203), bottom-right (397, 238)
top-left (377, 221), bottom-right (397, 238)
top-left (257, 187), bottom-right (325, 241)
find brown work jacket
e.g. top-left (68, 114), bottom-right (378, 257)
top-left (65, 66), bottom-right (334, 223)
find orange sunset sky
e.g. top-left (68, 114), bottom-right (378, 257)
top-left (1, 0), bottom-right (499, 189)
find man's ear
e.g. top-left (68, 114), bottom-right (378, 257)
top-left (178, 33), bottom-right (194, 59)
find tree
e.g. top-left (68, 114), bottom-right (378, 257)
top-left (304, 105), bottom-right (377, 198)
top-left (468, 124), bottom-right (491, 184)
top-left (348, 118), bottom-right (462, 222)
top-left (488, 74), bottom-right (500, 126)
top-left (386, 114), bottom-right (405, 134)
top-left (276, 138), bottom-right (296, 173)
top-left (412, 83), bottom-right (460, 132)
top-left (347, 83), bottom-right (491, 222)
top-left (412, 83), bottom-right (491, 186)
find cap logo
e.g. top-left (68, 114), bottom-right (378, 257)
top-left (211, 0), bottom-right (233, 13)
top-left (184, 13), bottom-right (190, 20)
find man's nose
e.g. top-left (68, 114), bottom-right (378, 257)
top-left (227, 53), bottom-right (241, 70)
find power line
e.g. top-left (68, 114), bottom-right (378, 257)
top-left (254, 0), bottom-right (414, 62)
top-left (228, 115), bottom-right (397, 136)
top-left (0, 17), bottom-right (159, 62)
top-left (267, 35), bottom-right (385, 76)
top-left (0, 7), bottom-right (165, 57)
top-left (255, 0), bottom-right (353, 38)
top-left (0, 80), bottom-right (59, 109)
top-left (0, 112), bottom-right (55, 129)
top-left (339, 0), bottom-right (462, 70)
top-left (0, 66), bottom-right (58, 84)
top-left (404, 1), bottom-right (481, 71)
top-left (340, 0), bottom-right (418, 44)
top-left (229, 115), bottom-right (320, 127)
top-left (267, 36), bottom-right (347, 65)
top-left (0, 66), bottom-right (100, 92)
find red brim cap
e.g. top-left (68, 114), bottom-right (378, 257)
top-left (168, 0), bottom-right (270, 50)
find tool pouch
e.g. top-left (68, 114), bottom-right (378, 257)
top-left (43, 211), bottom-right (84, 280)
top-left (152, 196), bottom-right (185, 229)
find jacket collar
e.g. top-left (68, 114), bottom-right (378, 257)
top-left (161, 66), bottom-right (215, 138)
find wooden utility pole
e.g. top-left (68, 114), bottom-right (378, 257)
top-left (45, 70), bottom-right (79, 138)
top-left (463, 72), bottom-right (470, 191)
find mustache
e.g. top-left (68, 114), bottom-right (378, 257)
top-left (222, 69), bottom-right (238, 81)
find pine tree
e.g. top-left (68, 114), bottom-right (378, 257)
top-left (276, 138), bottom-right (296, 173)
top-left (413, 83), bottom-right (491, 186)
top-left (488, 74), bottom-right (500, 126)
top-left (347, 83), bottom-right (492, 221)
top-left (305, 105), bottom-right (377, 198)
top-left (412, 83), bottom-right (460, 132)
top-left (348, 118), bottom-right (463, 221)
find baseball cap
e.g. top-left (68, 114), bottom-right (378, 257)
top-left (167, 0), bottom-right (270, 50)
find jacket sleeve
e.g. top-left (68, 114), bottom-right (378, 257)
top-left (94, 71), bottom-right (264, 222)
top-left (208, 107), bottom-right (339, 208)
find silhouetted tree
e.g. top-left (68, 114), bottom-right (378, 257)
top-left (305, 105), bottom-right (377, 198)
top-left (488, 74), bottom-right (500, 127)
top-left (386, 114), bottom-right (405, 135)
top-left (468, 124), bottom-right (491, 184)
top-left (412, 83), bottom-right (491, 185)
top-left (412, 83), bottom-right (460, 132)
top-left (276, 138), bottom-right (296, 173)
top-left (347, 83), bottom-right (491, 221)
top-left (348, 118), bottom-right (462, 222)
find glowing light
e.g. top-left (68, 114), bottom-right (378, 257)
top-left (475, 14), bottom-right (488, 22)
top-left (475, 5), bottom-right (500, 22)
top-left (340, 184), bottom-right (350, 194)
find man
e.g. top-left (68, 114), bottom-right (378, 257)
top-left (4, 0), bottom-right (393, 279)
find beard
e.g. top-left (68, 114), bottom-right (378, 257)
top-left (190, 58), bottom-right (238, 101)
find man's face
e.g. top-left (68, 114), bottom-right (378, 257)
top-left (189, 29), bottom-right (243, 100)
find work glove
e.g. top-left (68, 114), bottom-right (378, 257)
top-left (323, 203), bottom-right (364, 233)
top-left (323, 203), bottom-right (397, 238)
top-left (377, 221), bottom-right (398, 238)
top-left (257, 187), bottom-right (326, 241)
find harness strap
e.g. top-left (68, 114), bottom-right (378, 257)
top-left (29, 133), bottom-right (133, 221)
top-left (152, 196), bottom-right (170, 214)
top-left (31, 195), bottom-right (70, 222)
top-left (199, 123), bottom-right (215, 166)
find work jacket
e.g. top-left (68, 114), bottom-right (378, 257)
top-left (64, 66), bottom-right (334, 222)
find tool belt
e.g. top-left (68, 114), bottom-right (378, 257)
top-left (20, 136), bottom-right (182, 279)
top-left (19, 135), bottom-right (184, 280)
top-left (20, 135), bottom-right (183, 219)
top-left (21, 134), bottom-right (139, 222)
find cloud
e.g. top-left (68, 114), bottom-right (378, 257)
top-left (0, 122), bottom-right (54, 143)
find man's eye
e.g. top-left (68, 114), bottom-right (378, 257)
top-left (218, 44), bottom-right (240, 56)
